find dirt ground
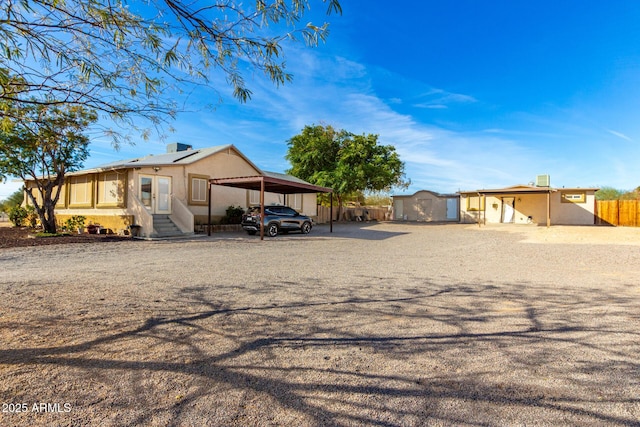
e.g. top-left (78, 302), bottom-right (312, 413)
top-left (473, 222), bottom-right (640, 246)
top-left (3, 220), bottom-right (640, 249)
top-left (0, 222), bottom-right (639, 426)
top-left (0, 222), bottom-right (132, 248)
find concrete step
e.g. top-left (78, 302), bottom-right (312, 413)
top-left (152, 215), bottom-right (184, 238)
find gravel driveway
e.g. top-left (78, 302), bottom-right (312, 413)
top-left (1, 223), bottom-right (639, 426)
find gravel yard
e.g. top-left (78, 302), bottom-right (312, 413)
top-left (1, 223), bottom-right (639, 426)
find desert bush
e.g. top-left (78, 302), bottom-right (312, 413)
top-left (8, 206), bottom-right (28, 226)
top-left (25, 206), bottom-right (38, 228)
top-left (64, 215), bottom-right (86, 233)
top-left (221, 205), bottom-right (244, 224)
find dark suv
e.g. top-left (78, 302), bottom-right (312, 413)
top-left (241, 205), bottom-right (313, 237)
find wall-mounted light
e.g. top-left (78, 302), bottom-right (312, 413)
top-left (153, 167), bottom-right (161, 172)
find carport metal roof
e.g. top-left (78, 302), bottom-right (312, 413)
top-left (207, 174), bottom-right (333, 239)
top-left (210, 173), bottom-right (333, 194)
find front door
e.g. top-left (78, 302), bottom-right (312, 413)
top-left (502, 197), bottom-right (515, 223)
top-left (139, 175), bottom-right (172, 214)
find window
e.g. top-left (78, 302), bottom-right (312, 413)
top-left (24, 182), bottom-right (66, 208)
top-left (54, 183), bottom-right (66, 208)
top-left (466, 195), bottom-right (485, 211)
top-left (561, 191), bottom-right (586, 203)
top-left (288, 193), bottom-right (302, 210)
top-left (97, 172), bottom-right (125, 207)
top-left (68, 175), bottom-right (93, 207)
top-left (249, 190), bottom-right (260, 205)
top-left (188, 174), bottom-right (209, 205)
top-left (280, 207), bottom-right (297, 216)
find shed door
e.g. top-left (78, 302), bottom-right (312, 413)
top-left (502, 197), bottom-right (515, 223)
top-left (446, 198), bottom-right (459, 220)
top-left (394, 199), bottom-right (404, 220)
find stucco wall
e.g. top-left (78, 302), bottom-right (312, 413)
top-left (56, 213), bottom-right (134, 234)
top-left (551, 191), bottom-right (596, 225)
top-left (393, 191), bottom-right (458, 222)
top-left (459, 190), bottom-right (596, 225)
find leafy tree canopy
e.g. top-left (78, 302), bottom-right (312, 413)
top-left (0, 102), bottom-right (97, 232)
top-left (286, 124), bottom-right (409, 212)
top-left (0, 0), bottom-right (342, 144)
top-left (596, 186), bottom-right (640, 201)
top-left (0, 188), bottom-right (24, 213)
top-left (595, 186), bottom-right (624, 201)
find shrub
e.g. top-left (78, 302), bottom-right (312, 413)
top-left (64, 215), bottom-right (86, 233)
top-left (8, 206), bottom-right (28, 226)
top-left (221, 205), bottom-right (244, 224)
top-left (25, 206), bottom-right (38, 228)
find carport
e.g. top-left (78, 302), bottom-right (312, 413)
top-left (208, 174), bottom-right (334, 239)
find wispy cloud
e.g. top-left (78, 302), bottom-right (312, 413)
top-left (69, 46), bottom-right (603, 194)
top-left (607, 129), bottom-right (633, 142)
top-left (413, 88), bottom-right (477, 109)
top-left (164, 49), bottom-right (549, 193)
top-left (417, 104), bottom-right (448, 109)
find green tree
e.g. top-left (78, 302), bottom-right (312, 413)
top-left (286, 124), bottom-right (409, 218)
top-left (595, 186), bottom-right (624, 201)
top-left (0, 188), bottom-right (24, 213)
top-left (1, 1), bottom-right (341, 144)
top-left (596, 186), bottom-right (640, 201)
top-left (0, 103), bottom-right (97, 233)
top-left (620, 186), bottom-right (640, 200)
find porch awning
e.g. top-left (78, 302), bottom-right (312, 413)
top-left (466, 187), bottom-right (554, 227)
top-left (473, 188), bottom-right (556, 195)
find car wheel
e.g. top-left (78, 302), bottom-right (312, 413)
top-left (267, 223), bottom-right (279, 237)
top-left (301, 221), bottom-right (311, 234)
top-left (247, 230), bottom-right (256, 235)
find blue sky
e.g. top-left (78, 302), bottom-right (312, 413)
top-left (3, 1), bottom-right (640, 200)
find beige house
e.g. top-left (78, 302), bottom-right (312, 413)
top-left (392, 190), bottom-right (460, 222)
top-left (459, 184), bottom-right (599, 226)
top-left (26, 143), bottom-right (319, 237)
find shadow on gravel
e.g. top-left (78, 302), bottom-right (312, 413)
top-left (1, 281), bottom-right (639, 426)
top-left (246, 222), bottom-right (411, 241)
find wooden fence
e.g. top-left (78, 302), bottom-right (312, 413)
top-left (596, 200), bottom-right (640, 226)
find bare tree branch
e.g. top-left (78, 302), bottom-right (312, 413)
top-left (1, 1), bottom-right (342, 142)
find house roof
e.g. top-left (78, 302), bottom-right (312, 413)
top-left (29, 142), bottom-right (330, 193)
top-left (67, 144), bottom-right (261, 175)
top-left (459, 184), bottom-right (599, 195)
top-left (392, 189), bottom-right (459, 199)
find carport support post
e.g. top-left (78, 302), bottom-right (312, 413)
top-left (330, 193), bottom-right (333, 232)
top-left (207, 181), bottom-right (212, 236)
top-left (483, 194), bottom-right (487, 225)
top-left (546, 190), bottom-right (551, 228)
top-left (260, 178), bottom-right (265, 240)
